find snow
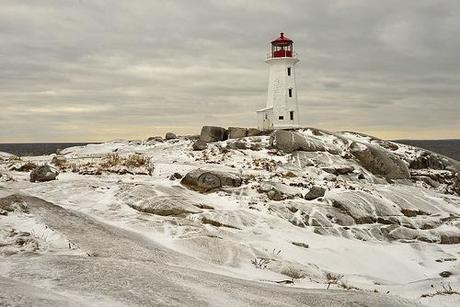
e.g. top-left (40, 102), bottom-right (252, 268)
top-left (0, 131), bottom-right (459, 306)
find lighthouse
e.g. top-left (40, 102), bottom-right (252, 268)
top-left (257, 32), bottom-right (300, 130)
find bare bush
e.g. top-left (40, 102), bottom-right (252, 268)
top-left (251, 257), bottom-right (271, 269)
top-left (326, 272), bottom-right (344, 289)
top-left (281, 267), bottom-right (306, 279)
top-left (421, 282), bottom-right (459, 298)
top-left (100, 153), bottom-right (122, 168)
top-left (125, 153), bottom-right (149, 168)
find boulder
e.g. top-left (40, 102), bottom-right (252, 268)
top-left (118, 185), bottom-right (201, 216)
top-left (258, 182), bottom-right (302, 201)
top-left (327, 190), bottom-right (402, 224)
top-left (169, 172), bottom-right (183, 180)
top-left (228, 127), bottom-right (247, 139)
top-left (0, 152), bottom-right (17, 161)
top-left (304, 186), bottom-right (326, 200)
top-left (181, 169), bottom-right (242, 192)
top-left (200, 126), bottom-right (228, 143)
top-left (454, 173), bottom-right (460, 196)
top-left (192, 140), bottom-right (208, 151)
top-left (30, 165), bottom-right (58, 182)
top-left (0, 194), bottom-right (30, 213)
top-left (321, 166), bottom-right (354, 175)
top-left (350, 142), bottom-right (410, 180)
top-left (227, 140), bottom-right (248, 150)
top-left (409, 151), bottom-right (445, 170)
top-left (146, 136), bottom-right (163, 143)
top-left (8, 161), bottom-right (37, 172)
top-left (165, 132), bottom-right (177, 140)
top-left (269, 130), bottom-right (330, 153)
top-left (247, 128), bottom-right (262, 136)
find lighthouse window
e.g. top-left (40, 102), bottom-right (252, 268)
top-left (288, 88), bottom-right (293, 97)
top-left (290, 111), bottom-right (294, 120)
top-left (287, 67), bottom-right (291, 76)
top-left (279, 116), bottom-right (284, 120)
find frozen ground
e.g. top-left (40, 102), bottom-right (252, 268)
top-left (0, 129), bottom-right (459, 306)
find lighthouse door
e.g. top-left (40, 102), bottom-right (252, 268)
top-left (262, 109), bottom-right (273, 130)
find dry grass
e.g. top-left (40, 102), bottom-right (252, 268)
top-left (421, 282), bottom-right (460, 298)
top-left (125, 153), bottom-right (149, 168)
top-left (281, 267), bottom-right (306, 279)
top-left (251, 257), bottom-right (271, 269)
top-left (99, 153), bottom-right (122, 168)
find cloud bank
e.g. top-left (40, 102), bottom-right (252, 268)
top-left (0, 0), bottom-right (459, 142)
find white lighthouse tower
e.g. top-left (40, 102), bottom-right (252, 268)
top-left (257, 32), bottom-right (300, 130)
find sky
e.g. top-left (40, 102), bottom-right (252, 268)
top-left (0, 0), bottom-right (459, 142)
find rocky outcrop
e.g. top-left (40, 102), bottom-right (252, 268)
top-left (169, 172), bottom-right (183, 180)
top-left (227, 140), bottom-right (248, 150)
top-left (227, 127), bottom-right (247, 139)
top-left (321, 166), bottom-right (354, 175)
top-left (247, 128), bottom-right (262, 136)
top-left (181, 169), bottom-right (242, 192)
top-left (118, 185), bottom-right (201, 216)
top-left (454, 173), bottom-right (460, 196)
top-left (200, 126), bottom-right (228, 143)
top-left (192, 140), bottom-right (208, 151)
top-left (146, 136), bottom-right (163, 143)
top-left (269, 130), bottom-right (337, 154)
top-left (165, 132), bottom-right (177, 140)
top-left (0, 194), bottom-right (30, 214)
top-left (304, 186), bottom-right (326, 200)
top-left (8, 161), bottom-right (38, 172)
top-left (30, 165), bottom-right (58, 182)
top-left (258, 182), bottom-right (302, 201)
top-left (350, 142), bottom-right (410, 180)
top-left (409, 151), bottom-right (445, 170)
top-left (409, 150), bottom-right (460, 173)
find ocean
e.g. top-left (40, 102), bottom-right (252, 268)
top-left (395, 139), bottom-right (460, 161)
top-left (0, 140), bottom-right (459, 161)
top-left (0, 143), bottom-right (97, 156)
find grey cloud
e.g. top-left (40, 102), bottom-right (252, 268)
top-left (0, 0), bottom-right (459, 142)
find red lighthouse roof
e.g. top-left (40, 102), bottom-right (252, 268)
top-left (269, 32), bottom-right (294, 58)
top-left (271, 32), bottom-right (293, 46)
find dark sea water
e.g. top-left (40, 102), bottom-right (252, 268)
top-left (0, 143), bottom-right (98, 156)
top-left (394, 139), bottom-right (460, 161)
top-left (0, 140), bottom-right (459, 161)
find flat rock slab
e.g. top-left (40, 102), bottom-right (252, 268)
top-left (117, 185), bottom-right (202, 216)
top-left (181, 169), bottom-right (242, 192)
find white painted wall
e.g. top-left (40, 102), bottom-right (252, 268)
top-left (257, 57), bottom-right (300, 130)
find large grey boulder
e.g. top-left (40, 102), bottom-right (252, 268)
top-left (228, 127), bottom-right (247, 139)
top-left (146, 136), bottom-right (163, 143)
top-left (350, 142), bottom-right (410, 180)
top-left (181, 169), bottom-right (242, 192)
top-left (328, 190), bottom-right (403, 224)
top-left (165, 132), bottom-right (177, 140)
top-left (227, 140), bottom-right (248, 150)
top-left (30, 165), bottom-right (58, 182)
top-left (192, 140), bottom-right (208, 151)
top-left (258, 181), bottom-right (302, 201)
top-left (0, 194), bottom-right (30, 214)
top-left (200, 126), bottom-right (228, 143)
top-left (269, 130), bottom-right (332, 153)
top-left (118, 185), bottom-right (201, 216)
top-left (409, 150), bottom-right (460, 173)
top-left (454, 173), bottom-right (460, 196)
top-left (304, 186), bottom-right (326, 200)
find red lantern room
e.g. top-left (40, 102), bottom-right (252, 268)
top-left (271, 32), bottom-right (294, 58)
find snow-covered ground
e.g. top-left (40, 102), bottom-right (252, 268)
top-left (0, 129), bottom-right (459, 306)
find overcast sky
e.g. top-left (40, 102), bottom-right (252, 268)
top-left (1, 0), bottom-right (459, 142)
